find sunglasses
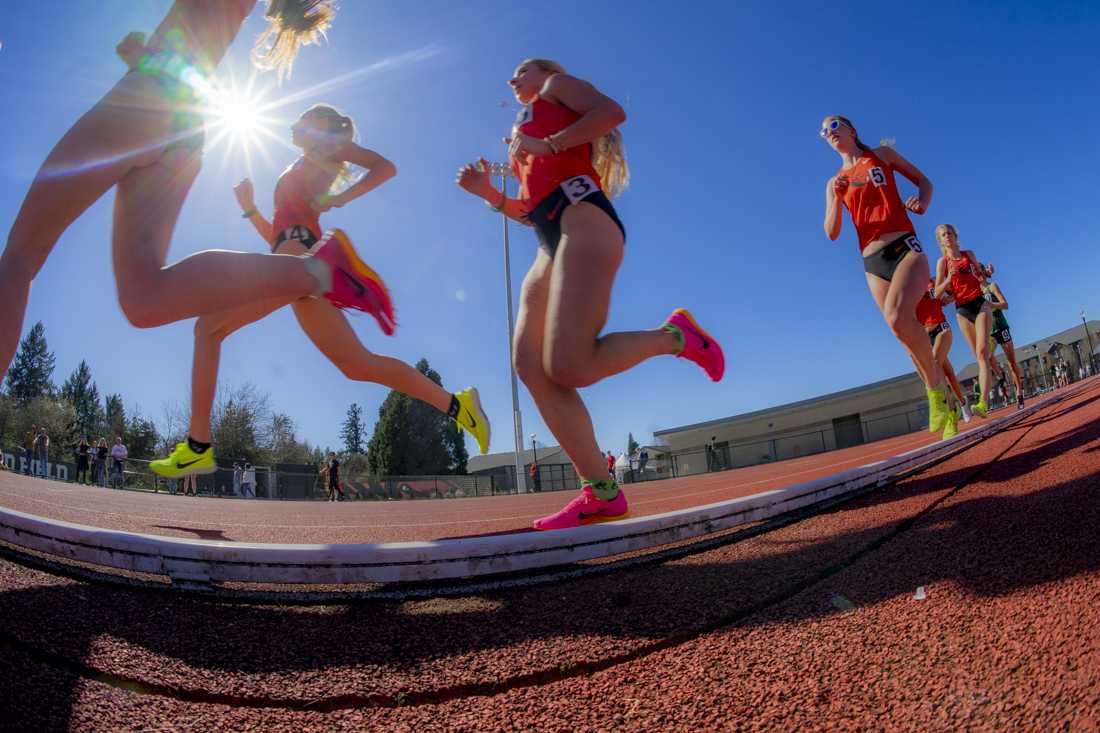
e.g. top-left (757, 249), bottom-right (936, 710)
top-left (819, 119), bottom-right (849, 138)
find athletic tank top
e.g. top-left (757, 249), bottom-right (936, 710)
top-left (916, 279), bottom-right (947, 327)
top-left (982, 282), bottom-right (1010, 331)
top-left (840, 150), bottom-right (915, 252)
top-left (511, 95), bottom-right (603, 208)
top-left (272, 158), bottom-right (330, 241)
top-left (946, 252), bottom-right (983, 304)
top-left (146, 0), bottom-right (255, 77)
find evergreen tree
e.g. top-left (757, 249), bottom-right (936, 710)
top-left (104, 394), bottom-right (126, 438)
top-left (124, 414), bottom-right (160, 460)
top-left (367, 358), bottom-right (461, 476)
top-left (627, 432), bottom-right (639, 456)
top-left (6, 322), bottom-right (55, 405)
top-left (61, 360), bottom-right (104, 437)
top-left (341, 403), bottom-right (365, 454)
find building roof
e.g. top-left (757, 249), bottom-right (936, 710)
top-left (956, 320), bottom-right (1100, 381)
top-left (653, 372), bottom-right (921, 437)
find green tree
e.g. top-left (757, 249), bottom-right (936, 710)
top-left (6, 322), bottom-right (55, 405)
top-left (104, 394), bottom-right (125, 438)
top-left (341, 403), bottom-right (365, 454)
top-left (124, 413), bottom-right (160, 460)
top-left (367, 358), bottom-right (463, 476)
top-left (60, 360), bottom-right (105, 438)
top-left (267, 412), bottom-right (310, 464)
top-left (627, 432), bottom-right (639, 456)
top-left (12, 396), bottom-right (77, 461)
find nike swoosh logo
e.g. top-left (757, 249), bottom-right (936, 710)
top-left (850, 180), bottom-right (867, 187)
top-left (176, 458), bottom-right (204, 469)
top-left (578, 510), bottom-right (604, 520)
top-left (545, 201), bottom-right (564, 221)
top-left (465, 413), bottom-right (478, 430)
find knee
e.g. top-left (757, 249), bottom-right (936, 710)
top-left (883, 307), bottom-right (906, 337)
top-left (193, 315), bottom-right (227, 344)
top-left (545, 351), bottom-right (596, 389)
top-left (117, 284), bottom-right (168, 329)
top-left (514, 348), bottom-right (547, 390)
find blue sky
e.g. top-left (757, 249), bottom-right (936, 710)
top-left (1, 1), bottom-right (1098, 457)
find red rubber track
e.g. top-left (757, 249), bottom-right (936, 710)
top-left (0, 400), bottom-right (1014, 544)
top-left (2, 381), bottom-right (1098, 731)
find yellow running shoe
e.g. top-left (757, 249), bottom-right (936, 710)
top-left (927, 385), bottom-right (949, 433)
top-left (454, 387), bottom-right (491, 455)
top-left (971, 400), bottom-right (988, 418)
top-left (150, 442), bottom-right (216, 478)
top-left (942, 407), bottom-right (959, 440)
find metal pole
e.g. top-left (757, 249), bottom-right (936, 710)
top-left (1082, 312), bottom-right (1096, 376)
top-left (491, 164), bottom-right (527, 493)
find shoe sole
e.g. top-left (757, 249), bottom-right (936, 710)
top-left (329, 229), bottom-right (397, 334)
top-left (464, 387), bottom-right (491, 455)
top-left (672, 308), bottom-right (725, 382)
top-left (534, 510), bottom-right (630, 531)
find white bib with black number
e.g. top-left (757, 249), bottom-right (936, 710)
top-left (561, 175), bottom-right (597, 204)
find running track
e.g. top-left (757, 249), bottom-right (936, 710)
top-left (1, 380), bottom-right (1097, 730)
top-left (0, 405), bottom-right (1007, 544)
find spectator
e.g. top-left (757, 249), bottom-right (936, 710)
top-left (110, 436), bottom-right (128, 489)
top-left (94, 438), bottom-right (109, 486)
top-left (182, 472), bottom-right (198, 497)
top-left (34, 427), bottom-right (49, 478)
top-left (529, 462), bottom-right (541, 492)
top-left (606, 450), bottom-right (615, 478)
top-left (638, 448), bottom-right (649, 477)
top-left (321, 452), bottom-right (342, 502)
top-left (241, 462), bottom-right (256, 498)
top-left (23, 425), bottom-right (36, 475)
top-left (232, 463), bottom-right (243, 496)
top-left (75, 436), bottom-right (91, 484)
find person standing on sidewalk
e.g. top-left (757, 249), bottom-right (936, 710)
top-left (34, 427), bottom-right (49, 478)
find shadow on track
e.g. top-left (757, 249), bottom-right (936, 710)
top-left (1, 390), bottom-right (1097, 723)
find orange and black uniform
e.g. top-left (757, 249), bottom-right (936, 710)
top-left (511, 95), bottom-right (624, 256)
top-left (271, 159), bottom-right (327, 250)
top-left (916, 278), bottom-right (950, 346)
top-left (839, 150), bottom-right (923, 281)
top-left (945, 252), bottom-right (986, 323)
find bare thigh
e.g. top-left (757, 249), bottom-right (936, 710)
top-left (543, 202), bottom-right (624, 369)
top-left (5, 73), bottom-right (177, 274)
top-left (933, 327), bottom-right (953, 363)
top-left (290, 297), bottom-right (370, 365)
top-left (513, 249), bottom-right (555, 378)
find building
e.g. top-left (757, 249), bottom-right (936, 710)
top-left (956, 320), bottom-right (1099, 396)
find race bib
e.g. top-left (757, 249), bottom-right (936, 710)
top-left (561, 175), bottom-right (597, 204)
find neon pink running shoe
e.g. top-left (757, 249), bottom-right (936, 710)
top-left (532, 486), bottom-right (629, 531)
top-left (663, 308), bottom-right (725, 382)
top-left (312, 229), bottom-right (397, 335)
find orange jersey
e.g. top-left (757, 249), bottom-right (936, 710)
top-left (840, 150), bottom-right (916, 252)
top-left (946, 252), bottom-right (983, 304)
top-left (511, 96), bottom-right (602, 208)
top-left (272, 159), bottom-right (330, 241)
top-left (916, 279), bottom-right (947, 327)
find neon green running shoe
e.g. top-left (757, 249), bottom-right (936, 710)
top-left (927, 386), bottom-right (949, 433)
top-left (454, 387), bottom-right (491, 455)
top-left (971, 400), bottom-right (988, 418)
top-left (942, 407), bottom-right (960, 440)
top-left (150, 442), bottom-right (216, 478)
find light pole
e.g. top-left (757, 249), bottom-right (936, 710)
top-left (487, 162), bottom-right (527, 493)
top-left (1082, 311), bottom-right (1096, 376)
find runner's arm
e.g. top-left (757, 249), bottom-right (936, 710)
top-left (319, 144), bottom-right (397, 211)
top-left (878, 146), bottom-right (932, 214)
top-left (988, 281), bottom-right (1009, 310)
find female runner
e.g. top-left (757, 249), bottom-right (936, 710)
top-left (0, 1), bottom-right (390, 386)
top-left (821, 117), bottom-right (954, 432)
top-left (980, 263), bottom-right (1025, 409)
top-left (915, 278), bottom-right (968, 436)
top-left (933, 224), bottom-right (992, 417)
top-left (151, 105), bottom-right (489, 476)
top-left (457, 59), bottom-right (725, 530)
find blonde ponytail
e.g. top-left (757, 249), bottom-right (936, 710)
top-left (525, 58), bottom-right (631, 198)
top-left (252, 0), bottom-right (336, 82)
